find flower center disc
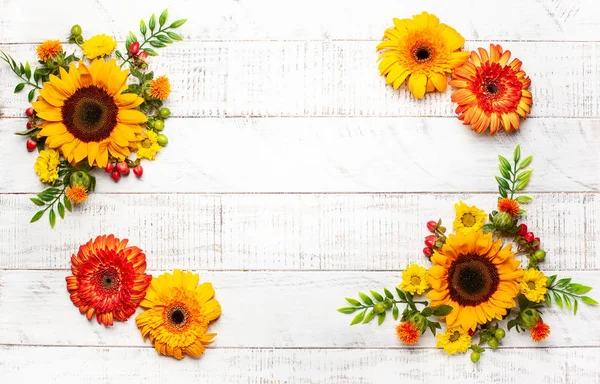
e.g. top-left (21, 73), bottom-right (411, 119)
top-left (527, 281), bottom-right (536, 290)
top-left (449, 331), bottom-right (461, 342)
top-left (461, 213), bottom-right (476, 227)
top-left (448, 254), bottom-right (500, 306)
top-left (96, 267), bottom-right (120, 293)
top-left (168, 305), bottom-right (189, 328)
top-left (410, 276), bottom-right (422, 285)
top-left (62, 86), bottom-right (118, 142)
top-left (486, 83), bottom-right (499, 94)
top-left (413, 45), bottom-right (432, 62)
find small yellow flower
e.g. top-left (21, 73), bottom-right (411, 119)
top-left (81, 34), bottom-right (117, 59)
top-left (65, 185), bottom-right (88, 204)
top-left (36, 40), bottom-right (62, 61)
top-left (519, 268), bottom-right (548, 303)
top-left (34, 149), bottom-right (60, 184)
top-left (149, 75), bottom-right (171, 100)
top-left (453, 201), bottom-right (487, 233)
top-left (436, 327), bottom-right (471, 355)
top-left (399, 264), bottom-right (429, 295)
top-left (136, 130), bottom-right (162, 160)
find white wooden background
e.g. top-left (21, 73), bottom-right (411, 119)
top-left (1, 0), bottom-right (599, 382)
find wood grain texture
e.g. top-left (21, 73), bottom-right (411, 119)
top-left (0, 41), bottom-right (599, 118)
top-left (0, 118), bottom-right (598, 193)
top-left (0, 0), bottom-right (597, 42)
top-left (1, 345), bottom-right (599, 384)
top-left (0, 193), bottom-right (596, 270)
top-left (1, 270), bottom-right (599, 348)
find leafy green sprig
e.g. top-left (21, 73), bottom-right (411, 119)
top-left (0, 50), bottom-right (40, 102)
top-left (544, 275), bottom-right (598, 315)
top-left (496, 145), bottom-right (533, 204)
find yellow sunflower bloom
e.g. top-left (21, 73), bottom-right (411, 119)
top-left (519, 269), bottom-right (548, 303)
top-left (453, 201), bottom-right (487, 233)
top-left (376, 11), bottom-right (470, 98)
top-left (32, 59), bottom-right (146, 167)
top-left (81, 34), bottom-right (117, 59)
top-left (427, 230), bottom-right (523, 331)
top-left (36, 40), bottom-right (62, 61)
top-left (136, 270), bottom-right (222, 360)
top-left (436, 327), bottom-right (471, 355)
top-left (400, 264), bottom-right (429, 295)
top-left (149, 75), bottom-right (171, 100)
top-left (136, 130), bottom-right (162, 160)
top-left (34, 149), bottom-right (60, 184)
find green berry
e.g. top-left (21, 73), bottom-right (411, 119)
top-left (373, 303), bottom-right (386, 315)
top-left (69, 171), bottom-right (91, 189)
top-left (159, 107), bottom-right (171, 118)
top-left (534, 250), bottom-right (546, 261)
top-left (495, 328), bottom-right (506, 340)
top-left (157, 134), bottom-right (168, 146)
top-left (71, 25), bottom-right (82, 36)
top-left (154, 119), bottom-right (165, 131)
top-left (470, 351), bottom-right (481, 363)
top-left (487, 337), bottom-right (499, 349)
top-left (383, 299), bottom-right (393, 309)
top-left (147, 118), bottom-right (155, 129)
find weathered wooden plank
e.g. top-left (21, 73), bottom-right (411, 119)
top-left (0, 271), bottom-right (598, 348)
top-left (0, 42), bottom-right (598, 118)
top-left (0, 193), bottom-right (596, 270)
top-left (0, 118), bottom-right (598, 193)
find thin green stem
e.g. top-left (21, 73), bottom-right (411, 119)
top-left (548, 286), bottom-right (583, 299)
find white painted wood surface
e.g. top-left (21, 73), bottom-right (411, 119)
top-left (1, 0), bottom-right (599, 383)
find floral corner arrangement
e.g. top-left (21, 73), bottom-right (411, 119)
top-left (338, 146), bottom-right (597, 362)
top-left (376, 11), bottom-right (532, 135)
top-left (1, 9), bottom-right (185, 227)
top-left (66, 234), bottom-right (221, 360)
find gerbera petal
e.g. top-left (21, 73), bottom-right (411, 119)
top-left (430, 73), bottom-right (448, 92)
top-left (408, 73), bottom-right (427, 99)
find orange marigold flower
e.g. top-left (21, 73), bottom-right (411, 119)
top-left (149, 75), bottom-right (171, 100)
top-left (449, 44), bottom-right (532, 135)
top-left (65, 185), bottom-right (88, 204)
top-left (65, 235), bottom-right (152, 326)
top-left (530, 318), bottom-right (551, 342)
top-left (396, 321), bottom-right (421, 345)
top-left (498, 198), bottom-right (520, 216)
top-left (36, 40), bottom-right (62, 61)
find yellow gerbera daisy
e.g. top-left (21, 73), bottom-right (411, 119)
top-left (453, 201), bottom-right (487, 233)
top-left (376, 11), bottom-right (470, 98)
top-left (136, 270), bottom-right (222, 360)
top-left (81, 34), bottom-right (117, 59)
top-left (136, 130), bottom-right (162, 160)
top-left (32, 59), bottom-right (146, 167)
top-left (149, 75), bottom-right (171, 100)
top-left (436, 327), bottom-right (471, 355)
top-left (34, 149), bottom-right (60, 184)
top-left (36, 40), bottom-right (62, 61)
top-left (519, 268), bottom-right (548, 303)
top-left (427, 230), bottom-right (523, 331)
top-left (399, 264), bottom-right (429, 295)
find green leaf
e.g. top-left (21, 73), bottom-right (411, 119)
top-left (421, 307), bottom-right (433, 317)
top-left (143, 48), bottom-right (159, 56)
top-left (49, 208), bottom-right (56, 228)
top-left (574, 299), bottom-right (578, 315)
top-left (482, 223), bottom-right (496, 233)
top-left (149, 14), bottom-right (156, 31)
top-left (159, 9), bottom-right (168, 27)
top-left (544, 293), bottom-right (551, 307)
top-left (582, 296), bottom-right (599, 305)
top-left (345, 297), bottom-right (361, 306)
top-left (157, 34), bottom-right (173, 44)
top-left (547, 274), bottom-right (557, 287)
top-left (518, 155), bottom-right (533, 170)
top-left (564, 294), bottom-right (572, 311)
top-left (338, 307), bottom-right (358, 314)
top-left (362, 310), bottom-right (376, 324)
top-left (57, 201), bottom-right (65, 219)
top-left (553, 291), bottom-right (563, 308)
top-left (24, 61), bottom-right (31, 79)
top-left (498, 155), bottom-right (511, 171)
top-left (169, 19), bottom-right (187, 29)
top-left (370, 290), bottom-right (384, 302)
top-left (37, 194), bottom-right (54, 202)
top-left (499, 166), bottom-right (511, 179)
top-left (358, 292), bottom-right (373, 306)
top-left (395, 287), bottom-right (407, 301)
top-left (567, 284), bottom-right (592, 294)
top-left (149, 40), bottom-right (167, 48)
top-left (350, 310), bottom-right (366, 325)
top-left (383, 288), bottom-right (394, 299)
top-left (498, 185), bottom-right (508, 198)
top-left (166, 31), bottom-right (183, 41)
top-left (518, 209), bottom-right (526, 215)
top-left (30, 197), bottom-right (45, 206)
top-left (513, 145), bottom-right (521, 163)
top-left (129, 31), bottom-right (138, 42)
top-left (557, 278), bottom-right (572, 287)
top-left (140, 19), bottom-right (147, 35)
top-left (392, 305), bottom-right (399, 320)
top-left (28, 88), bottom-right (35, 102)
top-left (30, 210), bottom-right (44, 223)
top-left (14, 83), bottom-right (25, 93)
top-left (516, 179), bottom-right (530, 191)
top-left (377, 311), bottom-right (386, 326)
top-left (517, 170), bottom-right (533, 181)
top-left (432, 305), bottom-right (453, 317)
top-left (495, 176), bottom-right (510, 189)
top-left (64, 195), bottom-right (72, 212)
top-left (515, 196), bottom-right (533, 204)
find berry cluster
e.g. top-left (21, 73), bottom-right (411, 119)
top-left (422, 220), bottom-right (447, 257)
top-left (515, 223), bottom-right (546, 267)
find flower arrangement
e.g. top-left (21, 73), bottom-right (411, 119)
top-left (66, 235), bottom-right (221, 360)
top-left (0, 9), bottom-right (185, 227)
top-left (338, 146), bottom-right (597, 362)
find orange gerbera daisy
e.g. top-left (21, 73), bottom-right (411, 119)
top-left (149, 75), bottom-right (171, 100)
top-left (396, 320), bottom-right (421, 345)
top-left (36, 40), bottom-right (62, 61)
top-left (65, 185), bottom-right (88, 204)
top-left (66, 235), bottom-right (152, 326)
top-left (530, 318), bottom-right (550, 342)
top-left (376, 11), bottom-right (469, 98)
top-left (450, 44), bottom-right (532, 135)
top-left (498, 198), bottom-right (519, 216)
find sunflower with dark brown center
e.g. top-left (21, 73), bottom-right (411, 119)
top-left (426, 230), bottom-right (523, 331)
top-left (32, 59), bottom-right (146, 167)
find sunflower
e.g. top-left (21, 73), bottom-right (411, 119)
top-left (436, 327), bottom-right (471, 355)
top-left (400, 264), bottom-right (429, 295)
top-left (65, 185), bottom-right (88, 204)
top-left (32, 59), bottom-right (146, 167)
top-left (376, 11), bottom-right (469, 98)
top-left (427, 230), bottom-right (523, 331)
top-left (66, 234), bottom-right (152, 326)
top-left (34, 149), bottom-right (60, 184)
top-left (149, 75), bottom-right (171, 100)
top-left (453, 201), bottom-right (487, 233)
top-left (136, 270), bottom-right (222, 360)
top-left (396, 321), bottom-right (420, 345)
top-left (519, 268), bottom-right (547, 303)
top-left (449, 44), bottom-right (532, 135)
top-left (81, 34), bottom-right (118, 59)
top-left (36, 40), bottom-right (62, 61)
top-left (530, 318), bottom-right (550, 342)
top-left (136, 130), bottom-right (162, 160)
top-left (498, 198), bottom-right (520, 216)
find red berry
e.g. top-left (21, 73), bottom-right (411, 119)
top-left (104, 163), bottom-right (115, 173)
top-left (524, 232), bottom-right (535, 243)
top-left (426, 221), bottom-right (438, 232)
top-left (517, 224), bottom-right (528, 236)
top-left (26, 122), bottom-right (32, 129)
top-left (129, 41), bottom-right (140, 55)
top-left (138, 50), bottom-right (149, 63)
top-left (25, 107), bottom-right (34, 117)
top-left (133, 165), bottom-right (143, 178)
top-left (423, 247), bottom-right (432, 257)
top-left (424, 235), bottom-right (437, 249)
top-left (26, 139), bottom-right (37, 152)
top-left (111, 171), bottom-right (121, 182)
top-left (116, 162), bottom-right (129, 175)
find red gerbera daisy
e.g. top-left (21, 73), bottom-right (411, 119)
top-left (530, 318), bottom-right (551, 342)
top-left (498, 198), bottom-right (520, 216)
top-left (66, 234), bottom-right (152, 326)
top-left (396, 321), bottom-right (421, 345)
